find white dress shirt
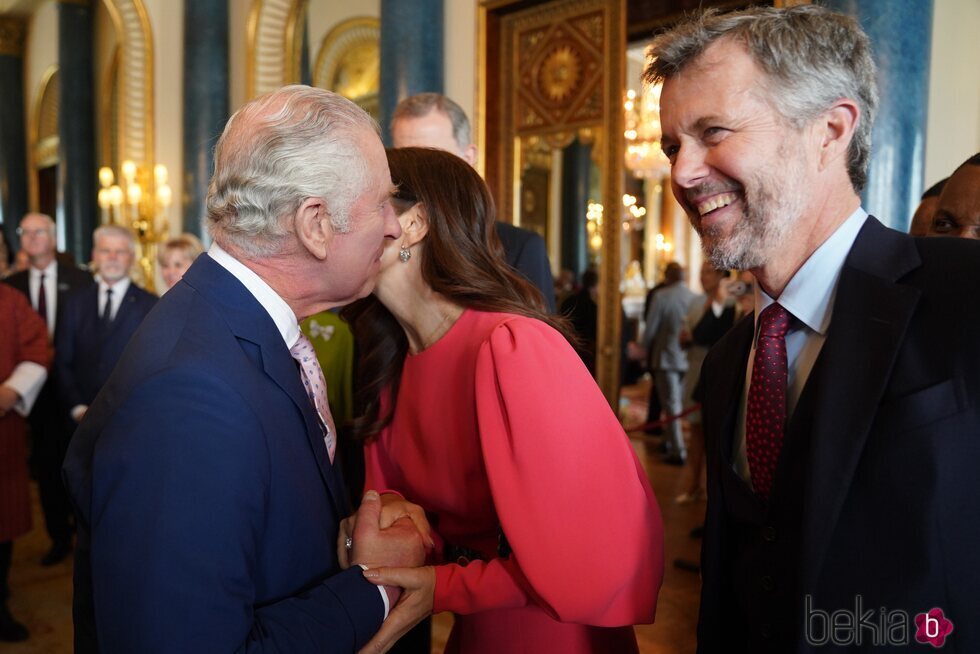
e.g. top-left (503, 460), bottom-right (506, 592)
top-left (71, 276), bottom-right (134, 421)
top-left (207, 244), bottom-right (390, 618)
top-left (98, 276), bottom-right (132, 321)
top-left (28, 260), bottom-right (57, 336)
top-left (734, 207), bottom-right (869, 482)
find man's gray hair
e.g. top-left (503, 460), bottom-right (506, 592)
top-left (392, 93), bottom-right (472, 148)
top-left (206, 85), bottom-right (380, 258)
top-left (93, 224), bottom-right (136, 254)
top-left (645, 5), bottom-right (878, 192)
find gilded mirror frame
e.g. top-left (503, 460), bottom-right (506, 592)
top-left (479, 0), bottom-right (625, 406)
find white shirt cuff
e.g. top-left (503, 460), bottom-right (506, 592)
top-left (3, 362), bottom-right (47, 416)
top-left (357, 564), bottom-right (391, 620)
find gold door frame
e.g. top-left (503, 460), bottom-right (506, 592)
top-left (479, 0), bottom-right (625, 406)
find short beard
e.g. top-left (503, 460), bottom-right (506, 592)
top-left (693, 142), bottom-right (807, 271)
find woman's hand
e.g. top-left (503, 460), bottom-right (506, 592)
top-left (358, 566), bottom-right (436, 654)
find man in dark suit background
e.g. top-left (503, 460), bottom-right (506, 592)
top-left (63, 86), bottom-right (429, 653)
top-left (923, 153), bottom-right (979, 239)
top-left (4, 212), bottom-right (92, 565)
top-left (647, 6), bottom-right (980, 653)
top-left (55, 225), bottom-right (156, 427)
top-left (391, 92), bottom-right (557, 312)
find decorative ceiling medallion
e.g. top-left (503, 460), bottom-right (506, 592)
top-left (538, 44), bottom-right (581, 104)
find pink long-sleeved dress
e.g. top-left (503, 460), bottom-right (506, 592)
top-left (364, 309), bottom-right (664, 653)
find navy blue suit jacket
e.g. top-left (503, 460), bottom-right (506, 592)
top-left (55, 281), bottom-right (157, 412)
top-left (63, 255), bottom-right (383, 652)
top-left (496, 221), bottom-right (556, 312)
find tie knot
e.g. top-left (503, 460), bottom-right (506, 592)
top-left (758, 302), bottom-right (791, 339)
top-left (289, 331), bottom-right (314, 360)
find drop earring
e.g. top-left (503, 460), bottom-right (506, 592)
top-left (399, 245), bottom-right (411, 262)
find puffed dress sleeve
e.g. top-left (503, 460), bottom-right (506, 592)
top-left (432, 317), bottom-right (664, 625)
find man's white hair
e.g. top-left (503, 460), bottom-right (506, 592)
top-left (206, 85), bottom-right (380, 258)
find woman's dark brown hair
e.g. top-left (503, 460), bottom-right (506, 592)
top-left (343, 147), bottom-right (572, 441)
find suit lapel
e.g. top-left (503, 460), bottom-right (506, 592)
top-left (798, 218), bottom-right (921, 587)
top-left (257, 338), bottom-right (346, 515)
top-left (183, 256), bottom-right (344, 515)
top-left (103, 284), bottom-right (138, 340)
top-left (706, 314), bottom-right (754, 465)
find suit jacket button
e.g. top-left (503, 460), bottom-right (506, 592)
top-left (760, 575), bottom-right (775, 592)
top-left (762, 526), bottom-right (777, 542)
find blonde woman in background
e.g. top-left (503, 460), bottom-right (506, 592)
top-left (158, 234), bottom-right (204, 290)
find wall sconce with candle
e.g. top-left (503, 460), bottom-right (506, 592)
top-left (97, 160), bottom-right (172, 292)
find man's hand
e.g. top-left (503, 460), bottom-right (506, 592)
top-left (338, 492), bottom-right (434, 569)
top-left (348, 491), bottom-right (427, 605)
top-left (358, 566), bottom-right (436, 654)
top-left (0, 385), bottom-right (20, 416)
top-left (377, 494), bottom-right (434, 547)
top-left (626, 341), bottom-right (647, 361)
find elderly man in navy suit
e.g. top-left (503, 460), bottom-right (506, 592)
top-left (4, 212), bottom-right (92, 566)
top-left (648, 6), bottom-right (980, 653)
top-left (55, 225), bottom-right (156, 426)
top-left (64, 86), bottom-right (430, 653)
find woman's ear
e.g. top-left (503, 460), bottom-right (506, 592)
top-left (294, 197), bottom-right (330, 259)
top-left (400, 204), bottom-right (430, 248)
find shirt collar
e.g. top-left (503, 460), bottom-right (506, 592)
top-left (29, 260), bottom-right (57, 279)
top-left (99, 276), bottom-right (131, 298)
top-left (206, 242), bottom-right (300, 348)
top-left (755, 207), bottom-right (868, 336)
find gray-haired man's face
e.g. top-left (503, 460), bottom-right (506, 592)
top-left (391, 109), bottom-right (476, 166)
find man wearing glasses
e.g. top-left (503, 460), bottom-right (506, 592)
top-left (3, 213), bottom-right (92, 566)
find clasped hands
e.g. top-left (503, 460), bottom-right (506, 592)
top-left (338, 490), bottom-right (438, 654)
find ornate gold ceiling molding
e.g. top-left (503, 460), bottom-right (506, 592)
top-left (101, 0), bottom-right (154, 173)
top-left (246, 0), bottom-right (309, 100)
top-left (0, 15), bottom-right (27, 56)
top-left (313, 16), bottom-right (379, 116)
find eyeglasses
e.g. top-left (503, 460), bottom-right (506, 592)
top-left (16, 228), bottom-right (51, 238)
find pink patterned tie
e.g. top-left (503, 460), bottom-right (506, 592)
top-left (745, 303), bottom-right (791, 501)
top-left (289, 332), bottom-right (336, 463)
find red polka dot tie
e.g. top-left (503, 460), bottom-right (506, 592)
top-left (746, 302), bottom-right (791, 502)
top-left (290, 332), bottom-right (336, 463)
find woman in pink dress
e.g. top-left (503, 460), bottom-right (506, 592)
top-left (343, 147), bottom-right (664, 653)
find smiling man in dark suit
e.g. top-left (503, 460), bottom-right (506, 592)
top-left (647, 6), bottom-right (980, 653)
top-left (55, 225), bottom-right (156, 426)
top-left (4, 212), bottom-right (93, 566)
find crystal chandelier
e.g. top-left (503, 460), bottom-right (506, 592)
top-left (624, 84), bottom-right (671, 178)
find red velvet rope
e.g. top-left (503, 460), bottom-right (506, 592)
top-left (623, 403), bottom-right (702, 435)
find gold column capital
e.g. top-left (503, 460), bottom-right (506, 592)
top-left (0, 15), bottom-right (27, 57)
